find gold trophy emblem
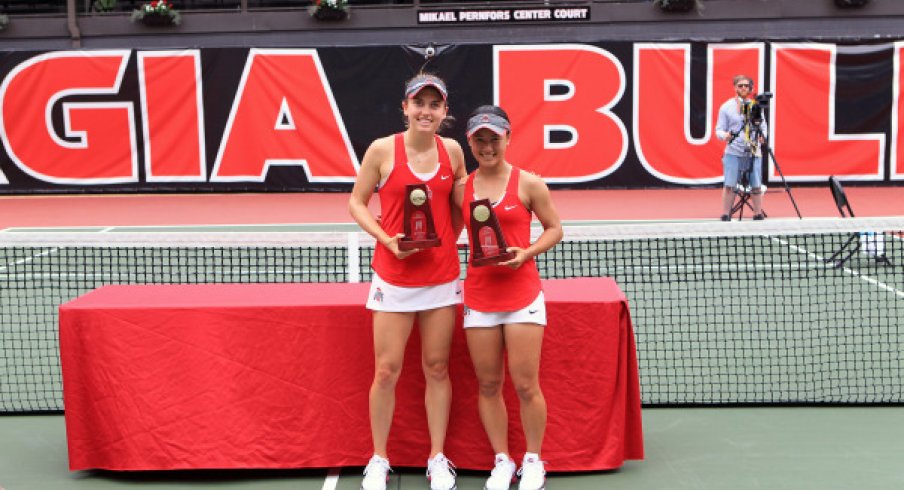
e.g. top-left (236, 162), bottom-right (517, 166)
top-left (399, 183), bottom-right (441, 251)
top-left (469, 198), bottom-right (515, 266)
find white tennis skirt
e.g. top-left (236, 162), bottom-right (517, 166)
top-left (463, 291), bottom-right (546, 328)
top-left (366, 272), bottom-right (462, 312)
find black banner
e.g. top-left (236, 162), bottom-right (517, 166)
top-left (0, 41), bottom-right (901, 194)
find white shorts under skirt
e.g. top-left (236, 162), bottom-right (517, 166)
top-left (365, 272), bottom-right (461, 312)
top-left (463, 291), bottom-right (546, 328)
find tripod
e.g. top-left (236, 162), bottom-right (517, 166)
top-left (730, 153), bottom-right (759, 220)
top-left (762, 140), bottom-right (802, 219)
top-left (727, 121), bottom-right (764, 221)
top-left (730, 118), bottom-right (803, 220)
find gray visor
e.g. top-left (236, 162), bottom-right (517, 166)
top-left (466, 113), bottom-right (511, 137)
top-left (405, 74), bottom-right (448, 100)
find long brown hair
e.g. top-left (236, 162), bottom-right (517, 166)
top-left (401, 72), bottom-right (455, 132)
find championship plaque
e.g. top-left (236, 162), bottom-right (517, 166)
top-left (398, 183), bottom-right (441, 251)
top-left (469, 198), bottom-right (515, 267)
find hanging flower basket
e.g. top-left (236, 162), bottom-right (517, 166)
top-left (834, 0), bottom-right (869, 7)
top-left (138, 11), bottom-right (175, 26)
top-left (131, 0), bottom-right (181, 27)
top-left (653, 0), bottom-right (702, 13)
top-left (309, 0), bottom-right (349, 21)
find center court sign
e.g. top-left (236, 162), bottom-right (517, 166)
top-left (417, 7), bottom-right (590, 24)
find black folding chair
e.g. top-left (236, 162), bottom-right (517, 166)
top-left (825, 176), bottom-right (891, 267)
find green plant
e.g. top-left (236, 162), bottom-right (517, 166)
top-left (131, 0), bottom-right (181, 26)
top-left (0, 14), bottom-right (8, 31)
top-left (309, 0), bottom-right (349, 21)
top-left (92, 0), bottom-right (118, 13)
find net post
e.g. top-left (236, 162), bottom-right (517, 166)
top-left (347, 232), bottom-right (361, 283)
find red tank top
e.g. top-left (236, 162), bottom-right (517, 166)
top-left (463, 168), bottom-right (541, 311)
top-left (371, 133), bottom-right (460, 287)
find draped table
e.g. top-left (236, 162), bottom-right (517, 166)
top-left (59, 277), bottom-right (643, 471)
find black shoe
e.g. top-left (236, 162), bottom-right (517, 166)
top-left (720, 215), bottom-right (730, 222)
top-left (753, 214), bottom-right (765, 221)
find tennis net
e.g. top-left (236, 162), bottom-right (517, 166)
top-left (1, 217), bottom-right (902, 412)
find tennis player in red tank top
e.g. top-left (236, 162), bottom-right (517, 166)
top-left (454, 106), bottom-right (563, 490)
top-left (348, 73), bottom-right (467, 490)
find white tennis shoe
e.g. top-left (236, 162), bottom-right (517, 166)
top-left (426, 452), bottom-right (457, 490)
top-left (517, 454), bottom-right (546, 490)
top-left (361, 454), bottom-right (391, 490)
top-left (484, 453), bottom-right (516, 490)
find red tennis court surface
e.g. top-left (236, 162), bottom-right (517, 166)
top-left (1, 187), bottom-right (902, 228)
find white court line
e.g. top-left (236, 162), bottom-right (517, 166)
top-left (321, 468), bottom-right (340, 490)
top-left (605, 263), bottom-right (845, 273)
top-left (771, 235), bottom-right (904, 299)
top-left (0, 248), bottom-right (59, 272)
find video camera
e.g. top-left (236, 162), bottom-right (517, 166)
top-left (743, 92), bottom-right (773, 125)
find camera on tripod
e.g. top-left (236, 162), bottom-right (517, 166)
top-left (743, 92), bottom-right (773, 126)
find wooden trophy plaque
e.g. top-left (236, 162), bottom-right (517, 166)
top-left (398, 183), bottom-right (441, 251)
top-left (469, 198), bottom-right (515, 267)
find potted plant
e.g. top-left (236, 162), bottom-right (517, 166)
top-left (92, 0), bottom-right (117, 13)
top-left (653, 0), bottom-right (703, 13)
top-left (131, 0), bottom-right (181, 26)
top-left (309, 0), bottom-right (349, 21)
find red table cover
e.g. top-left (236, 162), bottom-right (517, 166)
top-left (59, 277), bottom-right (643, 471)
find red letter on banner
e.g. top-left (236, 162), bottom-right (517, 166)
top-left (212, 49), bottom-right (357, 183)
top-left (0, 51), bottom-right (137, 184)
top-left (138, 51), bottom-right (206, 182)
top-left (771, 44), bottom-right (884, 180)
top-left (634, 43), bottom-right (763, 184)
top-left (496, 45), bottom-right (627, 183)
top-left (892, 42), bottom-right (904, 181)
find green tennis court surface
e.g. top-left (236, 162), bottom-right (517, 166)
top-left (3, 407), bottom-right (904, 489)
